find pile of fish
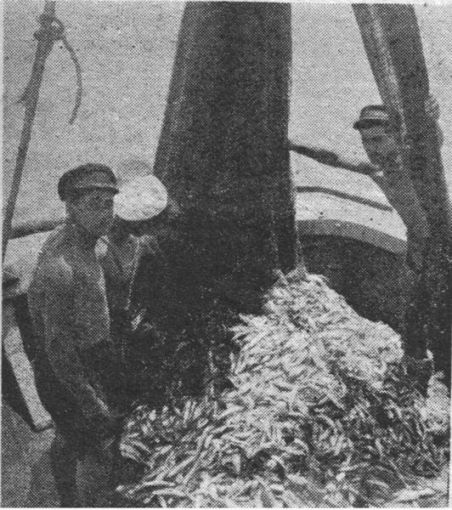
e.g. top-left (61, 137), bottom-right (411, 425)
top-left (118, 273), bottom-right (449, 507)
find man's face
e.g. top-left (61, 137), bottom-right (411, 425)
top-left (69, 189), bottom-right (115, 238)
top-left (359, 125), bottom-right (400, 166)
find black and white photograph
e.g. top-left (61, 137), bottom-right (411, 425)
top-left (2, 0), bottom-right (451, 507)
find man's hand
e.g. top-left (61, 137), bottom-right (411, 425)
top-left (81, 389), bottom-right (124, 438)
top-left (87, 403), bottom-right (125, 442)
top-left (406, 234), bottom-right (427, 273)
top-left (424, 95), bottom-right (443, 147)
top-left (424, 95), bottom-right (440, 122)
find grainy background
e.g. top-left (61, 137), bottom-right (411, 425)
top-left (2, 2), bottom-right (452, 507)
top-left (3, 1), bottom-right (452, 226)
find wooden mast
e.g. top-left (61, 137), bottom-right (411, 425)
top-left (354, 4), bottom-right (452, 386)
top-left (152, 2), bottom-right (295, 391)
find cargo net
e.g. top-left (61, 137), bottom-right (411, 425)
top-left (118, 274), bottom-right (449, 507)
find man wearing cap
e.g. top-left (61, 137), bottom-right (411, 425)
top-left (289, 97), bottom-right (441, 336)
top-left (292, 96), bottom-right (440, 271)
top-left (28, 163), bottom-right (122, 506)
top-left (351, 102), bottom-right (440, 270)
top-left (98, 174), bottom-right (174, 406)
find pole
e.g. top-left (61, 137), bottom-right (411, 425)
top-left (353, 4), bottom-right (452, 387)
top-left (2, 1), bottom-right (57, 261)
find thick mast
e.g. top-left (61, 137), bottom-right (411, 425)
top-left (354, 4), bottom-right (452, 385)
top-left (152, 2), bottom-right (295, 390)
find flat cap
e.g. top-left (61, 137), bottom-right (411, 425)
top-left (353, 105), bottom-right (399, 130)
top-left (114, 175), bottom-right (168, 222)
top-left (58, 163), bottom-right (119, 200)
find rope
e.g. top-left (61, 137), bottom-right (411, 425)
top-left (98, 235), bottom-right (144, 315)
top-left (61, 34), bottom-right (83, 124)
top-left (20, 13), bottom-right (83, 125)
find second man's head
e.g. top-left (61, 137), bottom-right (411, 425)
top-left (354, 105), bottom-right (401, 166)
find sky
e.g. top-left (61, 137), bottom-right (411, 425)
top-left (3, 1), bottom-right (452, 225)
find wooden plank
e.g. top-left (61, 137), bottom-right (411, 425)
top-left (298, 218), bottom-right (405, 255)
top-left (296, 191), bottom-right (406, 255)
top-left (291, 152), bottom-right (391, 208)
top-left (2, 302), bottom-right (52, 431)
top-left (2, 192), bottom-right (407, 301)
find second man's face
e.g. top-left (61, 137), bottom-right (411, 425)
top-left (359, 125), bottom-right (400, 167)
top-left (72, 189), bottom-right (116, 238)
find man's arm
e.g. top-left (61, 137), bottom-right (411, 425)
top-left (288, 141), bottom-right (377, 176)
top-left (132, 236), bottom-right (170, 316)
top-left (42, 263), bottom-right (112, 422)
top-left (424, 95), bottom-right (444, 147)
top-left (290, 96), bottom-right (442, 172)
